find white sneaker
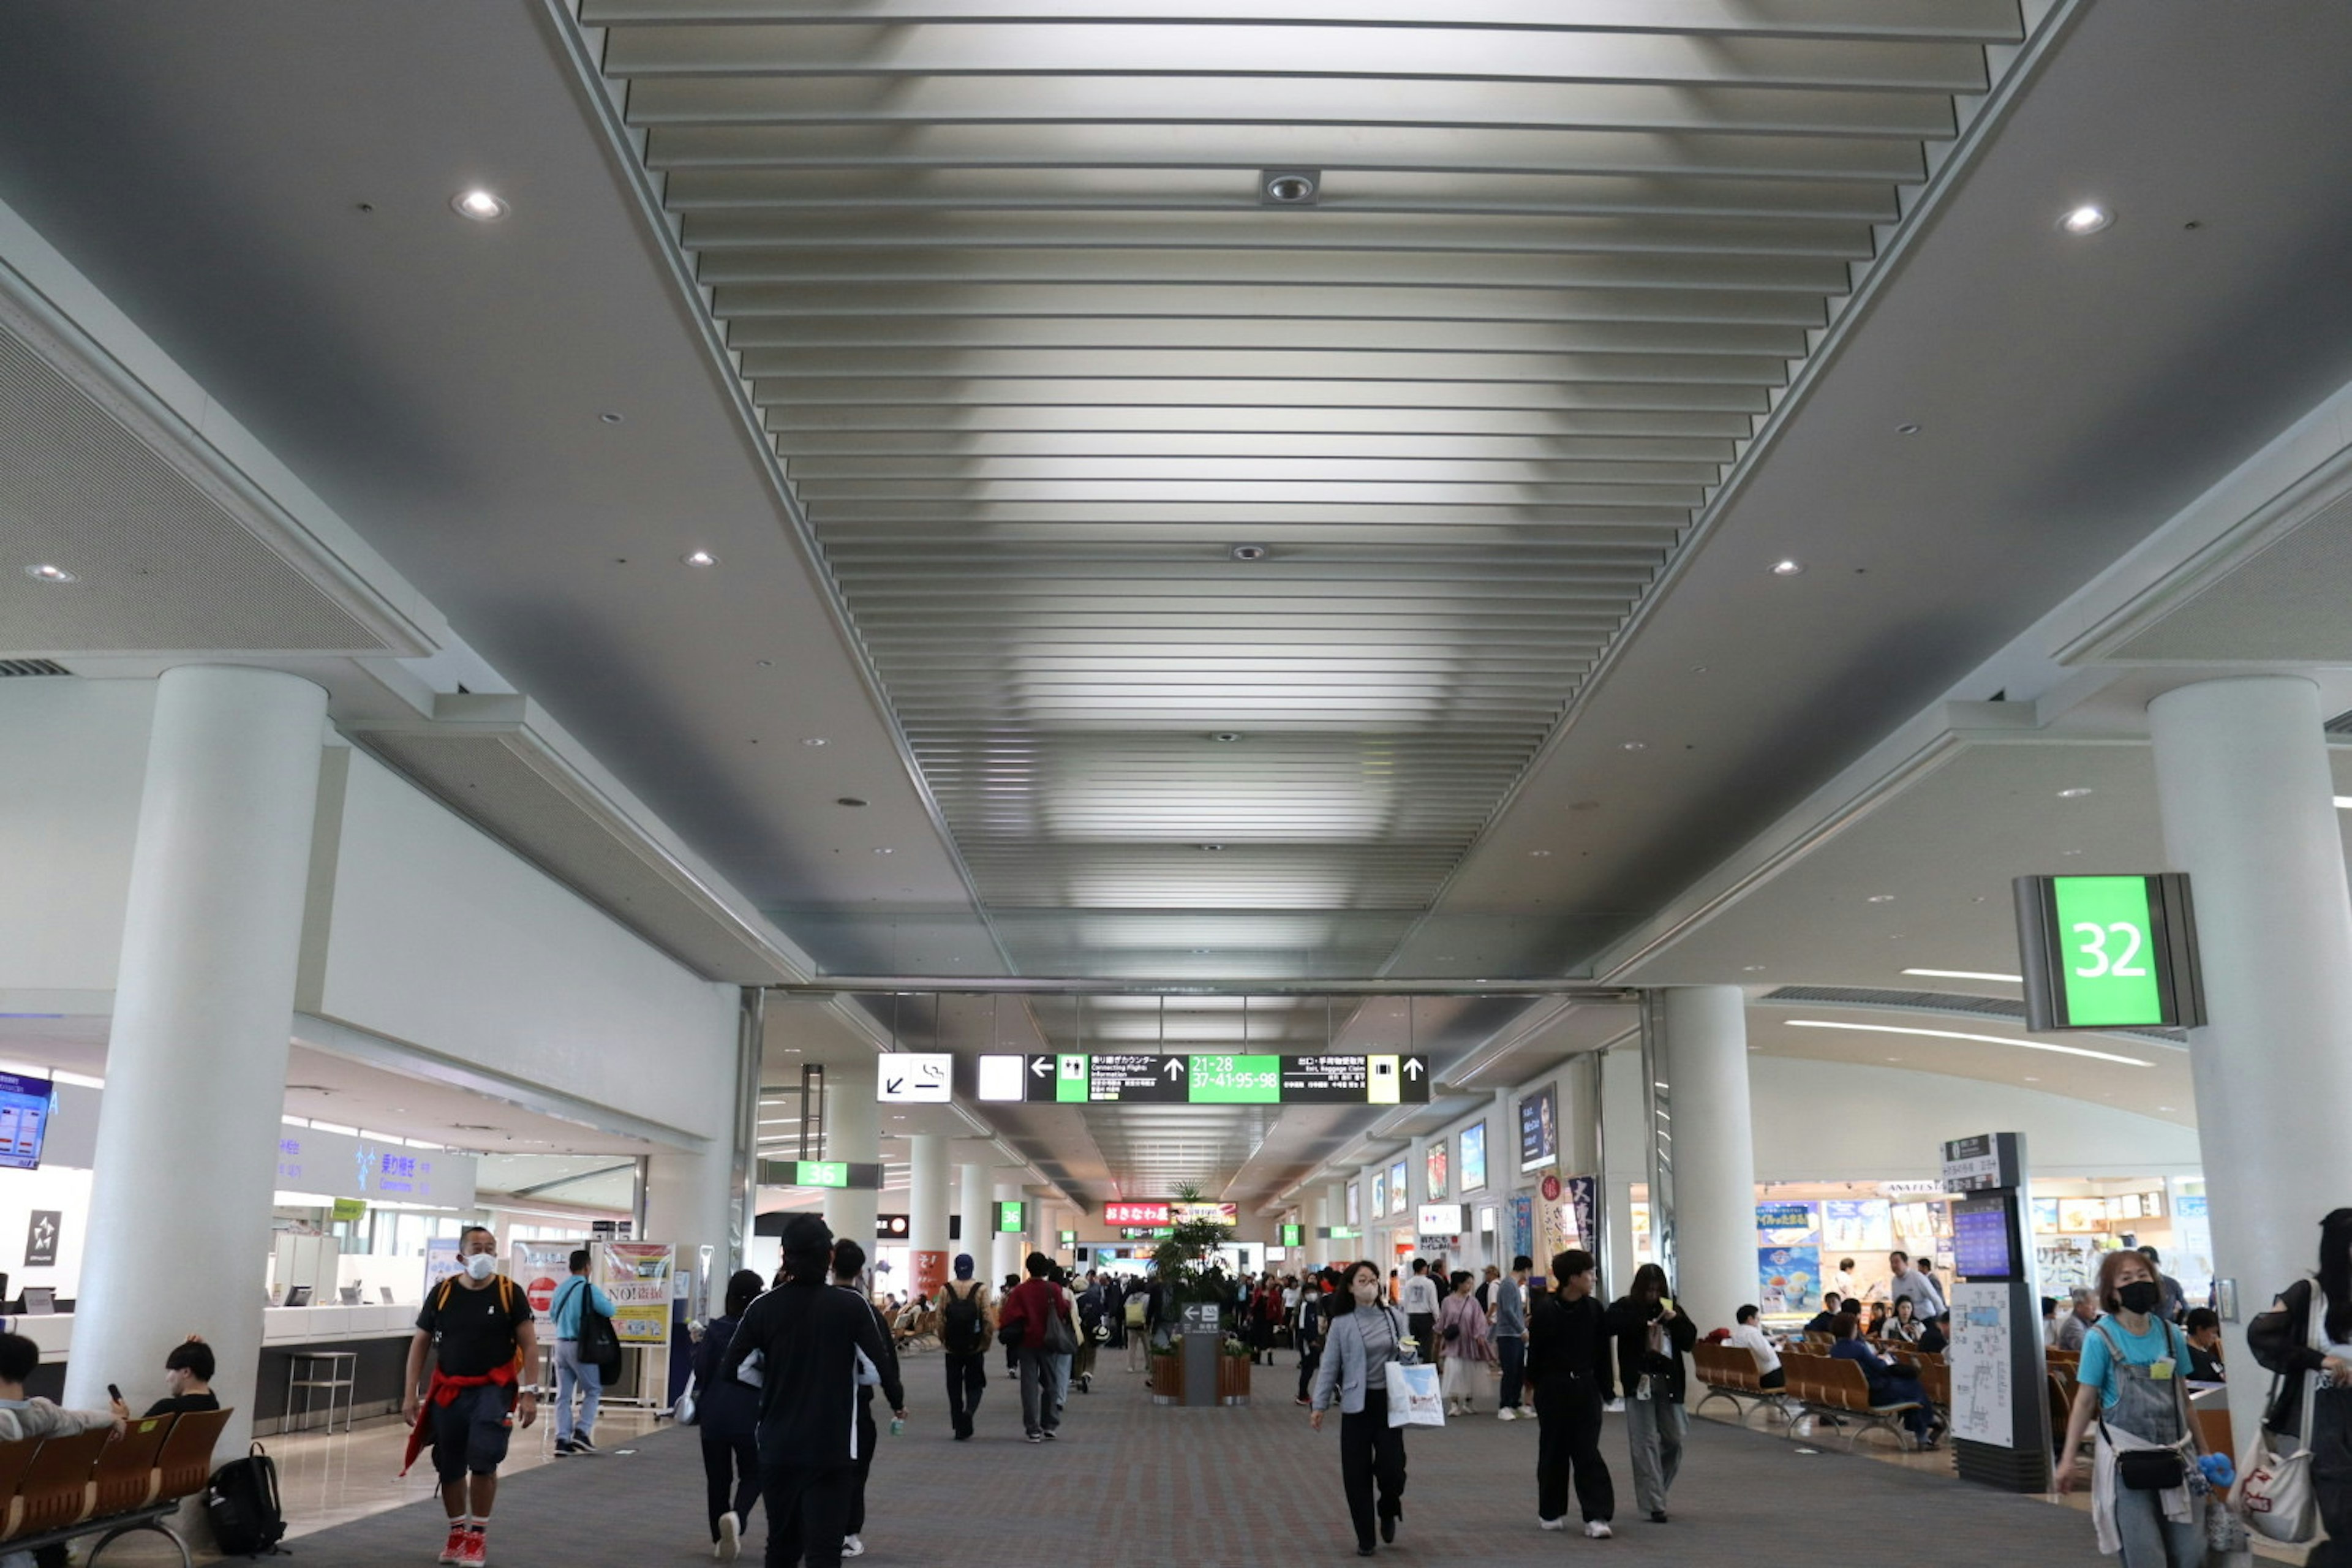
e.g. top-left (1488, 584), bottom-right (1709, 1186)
top-left (1585, 1521), bottom-right (1613, 1539)
top-left (1496, 1407), bottom-right (1517, 1420)
top-left (715, 1511), bottom-right (740, 1562)
top-left (842, 1534), bottom-right (865, 1558)
top-left (1540, 1517), bottom-right (1567, 1532)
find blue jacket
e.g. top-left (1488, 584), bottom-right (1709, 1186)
top-left (1312, 1302), bottom-right (1408, 1415)
top-left (550, 1275), bottom-right (617, 1339)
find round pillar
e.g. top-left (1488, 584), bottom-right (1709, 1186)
top-left (907, 1134), bottom-right (951, 1300)
top-left (69, 668), bottom-right (326, 1448)
top-left (2150, 676), bottom-right (2352, 1447)
top-left (822, 1055), bottom-right (878, 1261)
top-left (1659, 986), bottom-right (1757, 1332)
top-left (958, 1159), bottom-right (993, 1275)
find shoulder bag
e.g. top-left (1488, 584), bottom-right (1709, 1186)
top-left (2235, 1283), bottom-right (2323, 1542)
top-left (1040, 1289), bottom-right (1079, 1356)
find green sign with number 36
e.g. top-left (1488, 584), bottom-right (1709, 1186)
top-left (2015, 873), bottom-right (2204, 1032)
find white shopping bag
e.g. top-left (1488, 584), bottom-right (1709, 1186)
top-left (1385, 1360), bottom-right (1446, 1428)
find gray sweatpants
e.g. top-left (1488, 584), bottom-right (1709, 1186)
top-left (1625, 1395), bottom-right (1686, 1515)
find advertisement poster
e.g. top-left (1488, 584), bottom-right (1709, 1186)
top-left (1347, 1183), bottom-right (1361, 1227)
top-left (1518, 1083), bottom-right (1558, 1174)
top-left (912, 1250), bottom-right (948, 1300)
top-left (511, 1238), bottom-right (585, 1316)
top-left (1755, 1200), bottom-right (1821, 1248)
top-left (1460, 1123), bottom-right (1487, 1193)
top-left (1509, 1195), bottom-right (1534, 1268)
top-left (1758, 1245), bottom-right (1822, 1314)
top-left (424, 1237), bottom-right (465, 1295)
top-left (1426, 1142), bottom-right (1449, 1202)
top-left (1371, 1171), bottom-right (1387, 1218)
top-left (1824, 1199), bottom-right (1891, 1253)
top-left (1388, 1160), bottom-right (1409, 1216)
top-left (1949, 1281), bottom-right (2015, 1447)
top-left (598, 1242), bottom-right (676, 1345)
top-left (1563, 1176), bottom-right (1597, 1253)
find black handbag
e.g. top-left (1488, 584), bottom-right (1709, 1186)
top-left (2117, 1448), bottom-right (2187, 1492)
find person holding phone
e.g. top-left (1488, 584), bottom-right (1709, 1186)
top-left (1605, 1264), bottom-right (1696, 1524)
top-left (107, 1336), bottom-right (219, 1420)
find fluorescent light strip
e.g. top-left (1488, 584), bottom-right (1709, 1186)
top-left (2336, 797), bottom-right (2352, 810)
top-left (1900, 968), bottom-right (2024, 984)
top-left (1784, 1019), bottom-right (2150, 1067)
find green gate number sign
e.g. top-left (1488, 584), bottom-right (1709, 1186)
top-left (1280, 1223), bottom-right (1303, 1248)
top-left (996, 1200), bottom-right (1027, 1234)
top-left (2015, 873), bottom-right (2203, 1031)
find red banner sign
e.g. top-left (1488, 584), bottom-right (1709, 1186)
top-left (1104, 1201), bottom-right (1171, 1227)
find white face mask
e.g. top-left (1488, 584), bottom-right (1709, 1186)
top-left (464, 1253), bottom-right (498, 1281)
top-left (1351, 1279), bottom-right (1381, 1305)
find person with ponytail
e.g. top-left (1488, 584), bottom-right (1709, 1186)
top-left (2249, 1208), bottom-right (2352, 1564)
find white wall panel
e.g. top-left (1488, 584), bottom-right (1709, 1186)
top-left (0, 680), bottom-right (153, 994)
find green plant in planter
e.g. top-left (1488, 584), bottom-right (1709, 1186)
top-left (1221, 1335), bottom-right (1251, 1359)
top-left (1150, 1184), bottom-right (1236, 1320)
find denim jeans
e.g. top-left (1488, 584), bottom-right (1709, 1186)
top-left (554, 1338), bottom-right (601, 1442)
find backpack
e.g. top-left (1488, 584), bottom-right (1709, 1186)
top-left (941, 1283), bottom-right (987, 1354)
top-left (556, 1277), bottom-right (625, 1379)
top-left (208, 1441), bottom-right (287, 1557)
top-left (1124, 1292), bottom-right (1147, 1328)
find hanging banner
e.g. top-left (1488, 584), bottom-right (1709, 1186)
top-left (598, 1242), bottom-right (676, 1344)
top-left (512, 1238), bottom-right (587, 1317)
top-left (1509, 1194), bottom-right (1534, 1266)
top-left (913, 1250), bottom-right (949, 1300)
top-left (1562, 1177), bottom-right (1597, 1253)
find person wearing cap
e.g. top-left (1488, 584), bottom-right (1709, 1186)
top-left (934, 1254), bottom-right (994, 1440)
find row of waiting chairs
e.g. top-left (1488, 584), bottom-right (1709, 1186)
top-left (0, 1406), bottom-right (230, 1567)
top-left (1694, 1343), bottom-right (1942, 1453)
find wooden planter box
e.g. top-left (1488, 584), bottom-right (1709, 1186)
top-left (1216, 1351), bottom-right (1252, 1407)
top-left (1148, 1343), bottom-right (1251, 1406)
top-left (1148, 1352), bottom-right (1182, 1404)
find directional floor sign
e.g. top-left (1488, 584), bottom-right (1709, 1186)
top-left (976, 1052), bottom-right (1430, 1105)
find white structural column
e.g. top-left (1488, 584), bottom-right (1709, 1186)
top-left (1601, 1045), bottom-right (1646, 1294)
top-left (69, 669), bottom-right (326, 1448)
top-left (1659, 986), bottom-right (1757, 1331)
top-left (959, 1160), bottom-right (993, 1272)
top-left (2150, 676), bottom-right (2352, 1447)
top-left (991, 1172), bottom-right (1027, 1285)
top-left (907, 1134), bottom-right (951, 1300)
top-left (645, 1147), bottom-right (735, 1318)
top-left (823, 1055), bottom-right (880, 1254)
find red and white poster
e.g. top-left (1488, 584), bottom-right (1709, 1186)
top-left (913, 1250), bottom-right (948, 1299)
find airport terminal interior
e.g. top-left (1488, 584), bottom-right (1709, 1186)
top-left (2, 1), bottom-right (2351, 1564)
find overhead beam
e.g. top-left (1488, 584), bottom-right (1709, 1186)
top-left (777, 978), bottom-right (1636, 997)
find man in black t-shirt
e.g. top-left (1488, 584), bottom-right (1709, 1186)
top-left (108, 1336), bottom-right (222, 1420)
top-left (402, 1227), bottom-right (538, 1567)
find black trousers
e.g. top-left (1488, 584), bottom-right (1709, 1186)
top-left (701, 1431), bottom-right (759, 1539)
top-left (1297, 1340), bottom-right (1321, 1400)
top-left (846, 1404), bottom-right (878, 1536)
top-left (760, 1462), bottom-right (856, 1568)
top-left (1339, 1390), bottom-right (1408, 1550)
top-left (1760, 1366), bottom-right (1787, 1389)
top-left (1535, 1379), bottom-right (1615, 1525)
top-left (1408, 1312), bottom-right (1436, 1353)
top-left (2308, 1387), bottom-right (2352, 1567)
top-left (944, 1351), bottom-right (987, 1436)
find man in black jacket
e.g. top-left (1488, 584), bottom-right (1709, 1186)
top-left (722, 1216), bottom-right (906, 1568)
top-left (1525, 1250), bottom-right (1616, 1538)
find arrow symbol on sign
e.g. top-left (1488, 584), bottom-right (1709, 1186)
top-left (1404, 1058), bottom-right (1425, 1080)
top-left (1164, 1058), bottom-right (1186, 1080)
top-left (1030, 1057), bottom-right (1052, 1079)
top-left (886, 1077), bottom-right (905, 1096)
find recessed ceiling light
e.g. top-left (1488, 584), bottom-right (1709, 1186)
top-left (1620, 741), bottom-right (1646, 752)
top-left (1528, 849), bottom-right (1551, 858)
top-left (1770, 559), bottom-right (1805, 576)
top-left (2057, 786), bottom-right (2094, 799)
top-left (1901, 967), bottom-right (2024, 984)
top-left (1785, 1018), bottom-right (2150, 1067)
top-left (598, 411), bottom-right (624, 424)
top-left (802, 737), bottom-right (829, 747)
top-left (24, 564), bottom-right (76, 583)
top-left (2060, 204), bottom-right (2113, 235)
top-left (837, 797), bottom-right (869, 808)
top-left (1866, 894), bottom-right (1896, 903)
top-left (872, 846), bottom-right (894, 854)
top-left (1742, 965), bottom-right (1766, 973)
top-left (1260, 169), bottom-right (1320, 206)
top-left (1229, 544), bottom-right (1268, 561)
top-left (1209, 732), bottom-right (1243, 742)
top-left (1198, 843), bottom-right (1224, 851)
top-left (451, 188), bottom-right (510, 221)
top-left (683, 549), bottom-right (719, 567)
top-left (1896, 423), bottom-right (1922, 435)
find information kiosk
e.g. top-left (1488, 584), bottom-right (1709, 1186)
top-left (1940, 1133), bottom-right (2052, 1491)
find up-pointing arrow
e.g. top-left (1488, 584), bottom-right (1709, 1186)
top-left (1404, 1058), bottom-right (1425, 1080)
top-left (1164, 1058), bottom-right (1186, 1080)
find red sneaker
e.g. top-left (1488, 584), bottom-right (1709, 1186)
top-left (438, 1524), bottom-right (468, 1564)
top-left (459, 1526), bottom-right (488, 1566)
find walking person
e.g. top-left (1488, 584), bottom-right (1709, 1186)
top-left (1310, 1261), bottom-right (1411, 1557)
top-left (400, 1226), bottom-right (538, 1567)
top-left (1438, 1270), bottom-right (1494, 1416)
top-left (2249, 1207), bottom-right (2352, 1566)
top-left (998, 1251), bottom-right (1077, 1442)
top-left (1296, 1268), bottom-right (1333, 1407)
top-left (693, 1270), bottom-right (766, 1562)
top-left (548, 1248), bottom-right (617, 1457)
top-left (1605, 1262), bottom-right (1695, 1525)
top-left (2056, 1248), bottom-right (2205, 1566)
top-left (1490, 1256), bottom-right (1532, 1419)
top-left (1400, 1259), bottom-right (1441, 1357)
top-left (1526, 1248), bottom-right (1616, 1538)
top-left (1046, 1263), bottom-right (1080, 1414)
top-left (1124, 1278), bottom-right (1151, 1371)
top-left (719, 1215), bottom-right (905, 1568)
top-left (831, 1240), bottom-right (899, 1560)
top-left (935, 1255), bottom-right (993, 1439)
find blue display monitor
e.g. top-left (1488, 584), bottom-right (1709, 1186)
top-left (0, 1071), bottom-right (53, 1170)
top-left (1951, 1194), bottom-right (2019, 1281)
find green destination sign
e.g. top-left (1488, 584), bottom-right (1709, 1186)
top-left (2015, 873), bottom-right (2204, 1031)
top-left (996, 1200), bottom-right (1028, 1234)
top-left (1280, 1223), bottom-right (1303, 1247)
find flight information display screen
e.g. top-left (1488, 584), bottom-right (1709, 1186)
top-left (1951, 1194), bottom-right (2019, 1281)
top-left (0, 1071), bottom-right (53, 1171)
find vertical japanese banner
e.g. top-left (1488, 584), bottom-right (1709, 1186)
top-left (913, 1250), bottom-right (948, 1300)
top-left (1562, 1177), bottom-right (1597, 1251)
top-left (598, 1242), bottom-right (676, 1345)
top-left (1509, 1196), bottom-right (1535, 1268)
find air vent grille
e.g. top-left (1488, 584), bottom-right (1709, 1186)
top-left (1758, 984), bottom-right (2185, 1046)
top-left (0, 658), bottom-right (69, 677)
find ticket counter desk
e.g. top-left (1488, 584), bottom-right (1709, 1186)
top-left (12, 1305), bottom-right (423, 1436)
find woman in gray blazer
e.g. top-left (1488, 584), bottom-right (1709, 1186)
top-left (1310, 1260), bottom-right (1412, 1556)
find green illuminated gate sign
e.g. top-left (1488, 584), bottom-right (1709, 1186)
top-left (1280, 1223), bottom-right (1303, 1247)
top-left (2014, 873), bottom-right (2204, 1031)
top-left (995, 1200), bottom-right (1028, 1234)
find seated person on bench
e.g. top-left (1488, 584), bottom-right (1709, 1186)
top-left (1727, 1305), bottom-right (1786, 1389)
top-left (1801, 1293), bottom-right (1845, 1336)
top-left (0, 1331), bottom-right (125, 1568)
top-left (1828, 1317), bottom-right (1940, 1448)
top-left (108, 1336), bottom-right (220, 1420)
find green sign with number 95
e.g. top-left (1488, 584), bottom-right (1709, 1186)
top-left (2049, 876), bottom-right (2163, 1025)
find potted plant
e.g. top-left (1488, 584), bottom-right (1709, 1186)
top-left (1148, 1186), bottom-right (1250, 1406)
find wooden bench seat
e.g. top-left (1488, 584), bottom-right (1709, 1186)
top-left (0, 1406), bottom-right (231, 1568)
top-left (1692, 1341), bottom-right (1794, 1423)
top-left (1782, 1352), bottom-right (1924, 1452)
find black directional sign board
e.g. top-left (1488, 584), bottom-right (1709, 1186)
top-left (1084, 1054), bottom-right (1188, 1103)
top-left (981, 1052), bottom-right (1430, 1105)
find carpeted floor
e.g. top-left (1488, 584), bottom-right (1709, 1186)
top-left (291, 1350), bottom-right (2111, 1566)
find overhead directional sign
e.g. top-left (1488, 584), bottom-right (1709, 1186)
top-left (758, 1159), bottom-right (886, 1191)
top-left (876, 1052), bottom-right (952, 1104)
top-left (976, 1052), bottom-right (1430, 1106)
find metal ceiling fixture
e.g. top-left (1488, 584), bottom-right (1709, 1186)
top-left (1259, 169), bottom-right (1320, 206)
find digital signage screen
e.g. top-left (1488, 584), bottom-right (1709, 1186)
top-left (1518, 1083), bottom-right (1558, 1174)
top-left (1459, 1122), bottom-right (1487, 1193)
top-left (0, 1071), bottom-right (53, 1171)
top-left (1951, 1194), bottom-right (2019, 1281)
top-left (1388, 1160), bottom-right (1409, 1216)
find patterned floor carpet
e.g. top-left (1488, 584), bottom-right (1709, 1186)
top-left (286, 1350), bottom-right (2110, 1566)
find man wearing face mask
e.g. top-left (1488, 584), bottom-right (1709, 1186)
top-left (402, 1226), bottom-right (538, 1567)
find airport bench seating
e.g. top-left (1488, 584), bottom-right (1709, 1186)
top-left (0, 1406), bottom-right (231, 1568)
top-left (1691, 1341), bottom-right (1793, 1422)
top-left (1782, 1352), bottom-right (1923, 1451)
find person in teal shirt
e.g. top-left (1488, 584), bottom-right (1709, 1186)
top-left (2058, 1250), bottom-right (2204, 1567)
top-left (549, 1250), bottom-right (617, 1455)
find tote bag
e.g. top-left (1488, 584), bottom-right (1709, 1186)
top-left (2234, 1284), bottom-right (2323, 1544)
top-left (1385, 1360), bottom-right (1446, 1428)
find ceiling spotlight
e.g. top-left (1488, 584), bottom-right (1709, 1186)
top-left (872, 846), bottom-right (895, 855)
top-left (451, 188), bottom-right (510, 221)
top-left (2059, 204), bottom-right (2113, 235)
top-left (1197, 843), bottom-right (1225, 851)
top-left (2057, 786), bottom-right (2094, 799)
top-left (1866, 894), bottom-right (1896, 903)
top-left (837, 797), bottom-right (869, 809)
top-left (1528, 850), bottom-right (1551, 858)
top-left (1742, 965), bottom-right (1766, 973)
top-left (1209, 731), bottom-right (1243, 743)
top-left (1619, 741), bottom-right (1647, 752)
top-left (23, 564), bottom-right (76, 584)
top-left (1260, 169), bottom-right (1321, 206)
top-left (599, 411), bottom-right (625, 425)
top-left (1896, 423), bottom-right (1922, 435)
top-left (683, 549), bottom-right (719, 567)
top-left (801, 737), bottom-right (829, 747)
top-left (1229, 544), bottom-right (1269, 562)
top-left (1770, 559), bottom-right (1805, 576)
